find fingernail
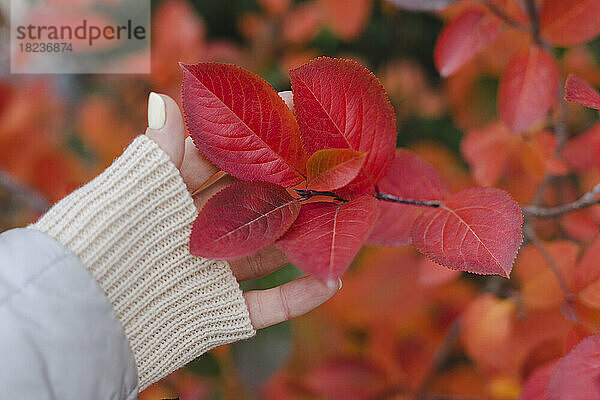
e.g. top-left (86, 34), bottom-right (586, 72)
top-left (326, 278), bottom-right (343, 290)
top-left (278, 90), bottom-right (294, 112)
top-left (148, 92), bottom-right (166, 130)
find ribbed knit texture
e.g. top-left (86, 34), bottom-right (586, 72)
top-left (31, 135), bottom-right (255, 391)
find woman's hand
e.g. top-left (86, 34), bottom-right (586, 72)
top-left (145, 92), bottom-right (340, 330)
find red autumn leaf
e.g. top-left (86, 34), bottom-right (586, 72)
top-left (181, 62), bottom-right (306, 187)
top-left (540, 0), bottom-right (600, 47)
top-left (528, 130), bottom-right (569, 176)
top-left (290, 57), bottom-right (397, 195)
top-left (565, 74), bottom-right (600, 110)
top-left (575, 234), bottom-right (600, 293)
top-left (515, 242), bottom-right (578, 310)
top-left (411, 187), bottom-right (523, 277)
top-left (434, 8), bottom-right (502, 77)
top-left (575, 235), bottom-right (600, 308)
top-left (521, 361), bottom-right (556, 400)
top-left (306, 149), bottom-right (367, 191)
top-left (578, 276), bottom-right (600, 311)
top-left (461, 122), bottom-right (515, 187)
top-left (498, 46), bottom-right (559, 133)
top-left (548, 334), bottom-right (600, 400)
top-left (276, 195), bottom-right (380, 285)
top-left (367, 148), bottom-right (449, 247)
top-left (190, 181), bottom-right (300, 259)
top-left (562, 123), bottom-right (600, 171)
top-left (560, 209), bottom-right (600, 242)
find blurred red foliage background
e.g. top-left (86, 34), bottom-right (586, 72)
top-left (3, 0), bottom-right (600, 399)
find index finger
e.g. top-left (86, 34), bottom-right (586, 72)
top-left (244, 275), bottom-right (341, 329)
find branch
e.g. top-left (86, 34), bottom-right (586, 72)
top-left (484, 1), bottom-right (529, 31)
top-left (414, 318), bottom-right (462, 400)
top-left (530, 174), bottom-right (555, 207)
top-left (523, 182), bottom-right (600, 218)
top-left (0, 169), bottom-right (49, 213)
top-left (554, 83), bottom-right (569, 153)
top-left (374, 192), bottom-right (441, 207)
top-left (523, 223), bottom-right (579, 323)
top-left (294, 189), bottom-right (443, 208)
top-left (524, 0), bottom-right (544, 47)
top-left (293, 189), bottom-right (347, 202)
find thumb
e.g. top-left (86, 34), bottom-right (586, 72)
top-left (145, 92), bottom-right (186, 169)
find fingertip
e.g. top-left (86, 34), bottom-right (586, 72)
top-left (145, 92), bottom-right (186, 168)
top-left (326, 277), bottom-right (343, 290)
top-left (244, 275), bottom-right (339, 330)
top-left (278, 90), bottom-right (294, 113)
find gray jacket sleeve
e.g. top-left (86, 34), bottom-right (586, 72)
top-left (0, 228), bottom-right (139, 400)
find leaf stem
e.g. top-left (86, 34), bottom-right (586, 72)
top-left (523, 0), bottom-right (551, 51)
top-left (374, 192), bottom-right (441, 207)
top-left (294, 189), bottom-right (443, 208)
top-left (523, 182), bottom-right (600, 218)
top-left (293, 189), bottom-right (347, 202)
top-left (414, 318), bottom-right (462, 400)
top-left (523, 222), bottom-right (579, 323)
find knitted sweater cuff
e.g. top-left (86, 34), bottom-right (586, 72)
top-left (31, 135), bottom-right (256, 391)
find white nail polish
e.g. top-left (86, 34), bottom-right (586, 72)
top-left (148, 92), bottom-right (166, 130)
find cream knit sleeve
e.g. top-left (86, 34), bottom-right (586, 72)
top-left (31, 135), bottom-right (256, 391)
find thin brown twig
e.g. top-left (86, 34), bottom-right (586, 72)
top-left (484, 1), bottom-right (529, 31)
top-left (523, 182), bottom-right (600, 218)
top-left (374, 192), bottom-right (441, 207)
top-left (530, 174), bottom-right (555, 207)
top-left (370, 319), bottom-right (474, 400)
top-left (523, 0), bottom-right (567, 205)
top-left (370, 277), bottom-right (519, 400)
top-left (531, 72), bottom-right (570, 206)
top-left (524, 0), bottom-right (544, 47)
top-left (414, 318), bottom-right (462, 400)
top-left (554, 84), bottom-right (570, 153)
top-left (523, 223), bottom-right (579, 323)
top-left (523, 0), bottom-right (553, 53)
top-left (293, 189), bottom-right (443, 207)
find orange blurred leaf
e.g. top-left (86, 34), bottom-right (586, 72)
top-left (498, 45), bottom-right (559, 133)
top-left (515, 242), bottom-right (578, 310)
top-left (434, 7), bottom-right (502, 77)
top-left (461, 294), bottom-right (516, 371)
top-left (540, 0), bottom-right (600, 46)
top-left (319, 0), bottom-right (372, 40)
